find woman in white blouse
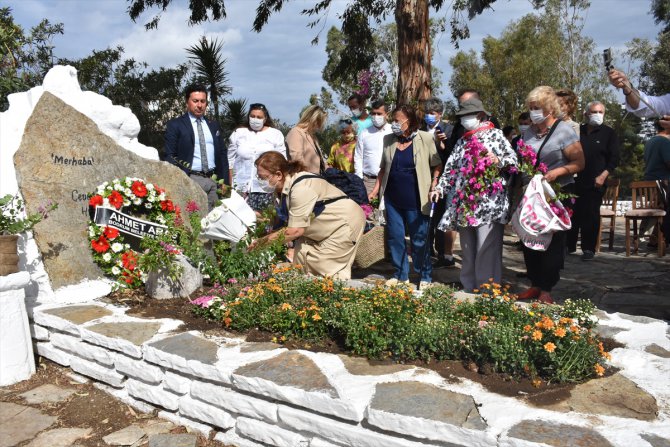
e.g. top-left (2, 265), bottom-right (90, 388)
top-left (228, 103), bottom-right (286, 211)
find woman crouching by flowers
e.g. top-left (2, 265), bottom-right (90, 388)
top-left (430, 98), bottom-right (517, 292)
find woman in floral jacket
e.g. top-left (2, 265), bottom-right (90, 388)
top-left (431, 98), bottom-right (517, 292)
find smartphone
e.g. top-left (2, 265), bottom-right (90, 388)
top-left (603, 48), bottom-right (613, 72)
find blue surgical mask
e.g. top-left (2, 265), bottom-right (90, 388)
top-left (391, 121), bottom-right (405, 136)
top-left (424, 114), bottom-right (438, 127)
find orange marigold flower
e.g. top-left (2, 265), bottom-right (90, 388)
top-left (531, 378), bottom-right (542, 388)
top-left (570, 325), bottom-right (580, 333)
top-left (544, 342), bottom-right (556, 353)
top-left (553, 327), bottom-right (567, 338)
top-left (523, 325), bottom-right (532, 332)
top-left (480, 315), bottom-right (489, 321)
top-left (540, 317), bottom-right (554, 330)
top-left (280, 303), bottom-right (292, 311)
top-left (594, 363), bottom-right (605, 376)
top-left (532, 330), bottom-right (543, 341)
top-left (602, 352), bottom-right (612, 361)
top-left (312, 313), bottom-right (322, 321)
top-left (223, 317), bottom-right (232, 327)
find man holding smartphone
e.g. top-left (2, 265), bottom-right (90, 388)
top-left (421, 97), bottom-right (456, 268)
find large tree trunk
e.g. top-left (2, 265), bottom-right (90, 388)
top-left (395, 0), bottom-right (432, 105)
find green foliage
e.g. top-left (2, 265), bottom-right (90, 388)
top-left (0, 194), bottom-right (58, 235)
top-left (220, 98), bottom-right (248, 140)
top-left (448, 0), bottom-right (612, 126)
top-left (191, 268), bottom-right (611, 383)
top-left (0, 7), bottom-right (63, 111)
top-left (61, 47), bottom-right (189, 153)
top-left (186, 36), bottom-right (232, 123)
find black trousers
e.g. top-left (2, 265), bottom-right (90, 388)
top-left (523, 230), bottom-right (566, 292)
top-left (567, 184), bottom-right (604, 253)
top-left (430, 196), bottom-right (447, 257)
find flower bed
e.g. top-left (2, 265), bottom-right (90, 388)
top-left (191, 265), bottom-right (609, 384)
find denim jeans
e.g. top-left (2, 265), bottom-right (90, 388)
top-left (385, 200), bottom-right (432, 282)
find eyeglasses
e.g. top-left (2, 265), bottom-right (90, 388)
top-left (339, 118), bottom-right (353, 124)
top-left (250, 103), bottom-right (267, 111)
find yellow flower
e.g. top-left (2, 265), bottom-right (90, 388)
top-left (594, 363), bottom-right (605, 376)
top-left (544, 342), bottom-right (556, 353)
top-left (532, 378), bottom-right (542, 388)
top-left (553, 327), bottom-right (566, 338)
top-left (280, 302), bottom-right (293, 311)
top-left (532, 330), bottom-right (543, 341)
top-left (312, 313), bottom-right (322, 321)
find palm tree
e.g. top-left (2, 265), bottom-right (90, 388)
top-left (186, 36), bottom-right (232, 122)
top-left (220, 98), bottom-right (248, 140)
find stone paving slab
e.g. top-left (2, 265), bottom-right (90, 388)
top-left (101, 424), bottom-right (145, 445)
top-left (507, 420), bottom-right (615, 446)
top-left (645, 344), bottom-right (670, 358)
top-left (540, 373), bottom-right (658, 420)
top-left (147, 332), bottom-right (218, 364)
top-left (338, 354), bottom-right (414, 376)
top-left (42, 305), bottom-right (112, 324)
top-left (0, 402), bottom-right (56, 447)
top-left (148, 433), bottom-right (198, 447)
top-left (26, 427), bottom-right (91, 447)
top-left (86, 321), bottom-right (163, 346)
top-left (19, 383), bottom-right (75, 404)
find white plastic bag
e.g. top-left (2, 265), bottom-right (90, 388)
top-left (511, 174), bottom-right (571, 251)
top-left (200, 190), bottom-right (257, 242)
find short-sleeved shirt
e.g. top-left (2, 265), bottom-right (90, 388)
top-left (643, 135), bottom-right (670, 181)
top-left (522, 120), bottom-right (580, 186)
top-left (282, 173), bottom-right (363, 242)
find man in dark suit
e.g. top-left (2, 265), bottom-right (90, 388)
top-left (165, 84), bottom-right (230, 210)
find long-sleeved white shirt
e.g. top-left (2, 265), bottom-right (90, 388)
top-left (228, 127), bottom-right (285, 193)
top-left (627, 91), bottom-right (670, 118)
top-left (354, 123), bottom-right (393, 178)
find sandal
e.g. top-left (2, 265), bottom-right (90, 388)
top-left (537, 291), bottom-right (554, 304)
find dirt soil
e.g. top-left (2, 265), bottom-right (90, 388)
top-left (1, 359), bottom-right (231, 447)
top-left (105, 288), bottom-right (622, 407)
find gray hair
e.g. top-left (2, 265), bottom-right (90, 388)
top-left (423, 97), bottom-right (445, 114)
top-left (585, 101), bottom-right (605, 113)
top-left (337, 118), bottom-right (358, 134)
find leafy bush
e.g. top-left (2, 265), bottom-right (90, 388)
top-left (190, 266), bottom-right (610, 383)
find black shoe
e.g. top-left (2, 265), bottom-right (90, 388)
top-left (581, 250), bottom-right (595, 261)
top-left (434, 257), bottom-right (456, 268)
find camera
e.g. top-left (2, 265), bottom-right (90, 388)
top-left (603, 48), bottom-right (613, 72)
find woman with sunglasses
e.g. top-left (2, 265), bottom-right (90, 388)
top-left (228, 103), bottom-right (286, 212)
top-left (327, 118), bottom-right (358, 173)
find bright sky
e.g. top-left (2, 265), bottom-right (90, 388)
top-left (6, 0), bottom-right (663, 125)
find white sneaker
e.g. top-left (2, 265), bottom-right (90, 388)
top-left (385, 278), bottom-right (410, 286)
top-left (419, 281), bottom-right (433, 291)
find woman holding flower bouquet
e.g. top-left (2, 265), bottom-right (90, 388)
top-left (431, 98), bottom-right (518, 292)
top-left (517, 86), bottom-right (584, 304)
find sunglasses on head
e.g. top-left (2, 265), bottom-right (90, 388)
top-left (250, 103), bottom-right (267, 111)
top-left (340, 118), bottom-right (353, 124)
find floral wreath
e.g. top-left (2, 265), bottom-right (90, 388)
top-left (87, 177), bottom-right (178, 288)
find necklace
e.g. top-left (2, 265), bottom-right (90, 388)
top-left (536, 127), bottom-right (549, 139)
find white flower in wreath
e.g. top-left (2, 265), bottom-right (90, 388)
top-left (158, 193), bottom-right (166, 201)
top-left (88, 226), bottom-right (96, 237)
top-left (123, 199), bottom-right (131, 207)
top-left (103, 198), bottom-right (111, 207)
top-left (145, 203), bottom-right (153, 209)
top-left (117, 259), bottom-right (124, 266)
top-left (133, 198), bottom-right (142, 205)
top-left (97, 186), bottom-right (105, 195)
top-left (124, 188), bottom-right (132, 196)
top-left (112, 243), bottom-right (124, 253)
top-left (140, 272), bottom-right (148, 282)
top-left (156, 215), bottom-right (166, 224)
top-left (124, 178), bottom-right (132, 187)
top-left (102, 253), bottom-right (112, 262)
top-left (147, 193), bottom-right (156, 203)
top-left (111, 266), bottom-right (121, 275)
top-left (124, 243), bottom-right (130, 249)
top-left (146, 183), bottom-right (154, 191)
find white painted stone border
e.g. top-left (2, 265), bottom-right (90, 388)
top-left (26, 300), bottom-right (670, 447)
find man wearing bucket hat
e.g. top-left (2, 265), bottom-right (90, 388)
top-left (431, 98), bottom-right (518, 293)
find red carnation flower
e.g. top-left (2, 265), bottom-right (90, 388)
top-left (103, 226), bottom-right (119, 240)
top-left (121, 251), bottom-right (138, 271)
top-left (91, 235), bottom-right (110, 253)
top-left (160, 200), bottom-right (175, 212)
top-left (131, 180), bottom-right (148, 198)
top-left (89, 195), bottom-right (103, 207)
top-left (108, 191), bottom-right (124, 209)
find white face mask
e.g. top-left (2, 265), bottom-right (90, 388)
top-left (588, 113), bottom-right (604, 126)
top-left (371, 115), bottom-right (386, 128)
top-left (460, 116), bottom-right (480, 131)
top-left (351, 108), bottom-right (362, 118)
top-left (519, 124), bottom-right (530, 134)
top-left (530, 109), bottom-right (547, 124)
top-left (256, 176), bottom-right (277, 193)
top-left (249, 117), bottom-right (264, 131)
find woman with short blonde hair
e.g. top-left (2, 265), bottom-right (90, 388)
top-left (286, 105), bottom-right (329, 173)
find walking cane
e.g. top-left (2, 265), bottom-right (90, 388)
top-left (425, 198), bottom-right (437, 270)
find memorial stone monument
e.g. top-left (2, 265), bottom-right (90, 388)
top-left (13, 92), bottom-right (207, 289)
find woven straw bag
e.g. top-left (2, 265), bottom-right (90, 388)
top-left (354, 225), bottom-right (387, 268)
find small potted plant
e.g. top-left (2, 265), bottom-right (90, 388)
top-left (0, 194), bottom-right (57, 275)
